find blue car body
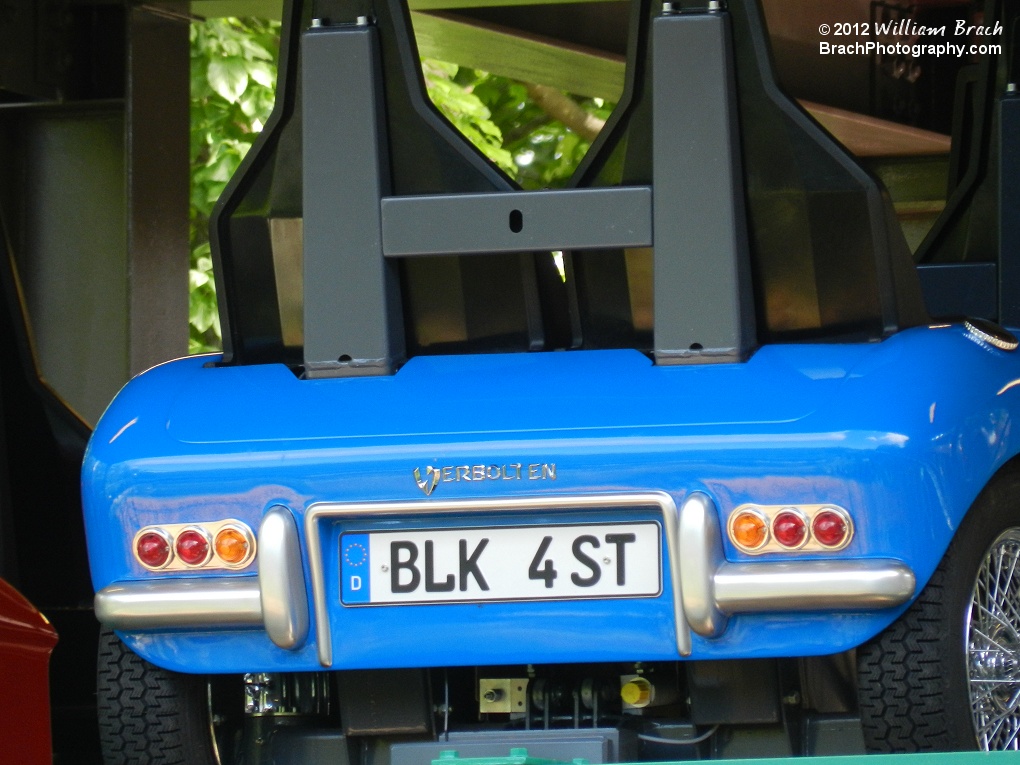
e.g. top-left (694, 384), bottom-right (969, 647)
top-left (83, 323), bottom-right (1020, 674)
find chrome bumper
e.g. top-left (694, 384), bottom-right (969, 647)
top-left (95, 505), bottom-right (309, 651)
top-left (95, 493), bottom-right (916, 665)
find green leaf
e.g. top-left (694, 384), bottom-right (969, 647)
top-left (208, 57), bottom-right (249, 103)
top-left (247, 60), bottom-right (275, 88)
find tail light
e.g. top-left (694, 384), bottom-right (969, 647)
top-left (215, 525), bottom-right (254, 566)
top-left (728, 508), bottom-right (769, 551)
top-left (728, 504), bottom-right (854, 555)
top-left (811, 508), bottom-right (852, 549)
top-left (773, 509), bottom-right (808, 549)
top-left (134, 520), bottom-right (256, 571)
top-left (175, 528), bottom-right (212, 566)
top-left (135, 530), bottom-right (173, 569)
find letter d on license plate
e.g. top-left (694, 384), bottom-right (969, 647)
top-left (340, 522), bottom-right (661, 605)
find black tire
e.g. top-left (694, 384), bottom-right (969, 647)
top-left (97, 627), bottom-right (218, 765)
top-left (857, 468), bottom-right (1020, 752)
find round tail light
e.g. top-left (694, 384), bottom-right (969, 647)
top-left (730, 509), bottom-right (769, 552)
top-left (773, 510), bottom-right (808, 549)
top-left (175, 528), bottom-right (212, 566)
top-left (812, 508), bottom-right (851, 548)
top-left (136, 530), bottom-right (173, 569)
top-left (215, 525), bottom-right (253, 567)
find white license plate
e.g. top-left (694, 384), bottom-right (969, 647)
top-left (340, 522), bottom-right (661, 605)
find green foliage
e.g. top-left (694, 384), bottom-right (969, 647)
top-left (471, 77), bottom-right (614, 189)
top-left (422, 60), bottom-right (516, 175)
top-left (187, 21), bottom-right (611, 353)
top-left (422, 60), bottom-right (615, 189)
top-left (189, 18), bottom-right (280, 353)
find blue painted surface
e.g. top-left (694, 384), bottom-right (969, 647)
top-left (82, 324), bottom-right (1020, 673)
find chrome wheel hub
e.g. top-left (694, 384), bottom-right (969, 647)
top-left (968, 529), bottom-right (1020, 750)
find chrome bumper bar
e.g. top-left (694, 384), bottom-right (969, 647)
top-left (95, 577), bottom-right (263, 629)
top-left (95, 493), bottom-right (916, 664)
top-left (95, 506), bottom-right (309, 650)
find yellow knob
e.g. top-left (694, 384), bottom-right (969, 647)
top-left (621, 678), bottom-right (652, 708)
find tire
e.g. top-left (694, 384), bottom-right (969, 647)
top-left (857, 468), bottom-right (1020, 752)
top-left (97, 627), bottom-right (218, 765)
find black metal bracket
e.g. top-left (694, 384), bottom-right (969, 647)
top-left (1000, 88), bottom-right (1020, 326)
top-left (302, 20), bottom-right (405, 378)
top-left (651, 8), bottom-right (755, 364)
top-left (301, 7), bottom-right (754, 377)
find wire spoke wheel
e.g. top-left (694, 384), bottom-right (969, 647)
top-left (857, 469), bottom-right (1020, 753)
top-left (967, 529), bottom-right (1020, 750)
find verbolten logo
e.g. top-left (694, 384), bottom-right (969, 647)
top-left (413, 462), bottom-right (557, 496)
top-left (413, 466), bottom-right (440, 496)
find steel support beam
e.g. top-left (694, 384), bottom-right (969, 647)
top-left (302, 20), bottom-right (405, 378)
top-left (127, 6), bottom-right (190, 377)
top-left (381, 187), bottom-right (651, 257)
top-left (652, 8), bottom-right (755, 364)
top-left (1000, 90), bottom-right (1020, 327)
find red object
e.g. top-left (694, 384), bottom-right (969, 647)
top-left (773, 511), bottom-right (807, 548)
top-left (813, 510), bottom-right (849, 547)
top-left (137, 530), bottom-right (172, 568)
top-left (176, 528), bottom-right (210, 565)
top-left (0, 578), bottom-right (58, 765)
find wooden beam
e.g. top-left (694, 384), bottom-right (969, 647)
top-left (411, 13), bottom-right (951, 159)
top-left (412, 11), bottom-right (624, 100)
top-left (190, 0), bottom-right (617, 19)
top-left (800, 100), bottom-right (952, 157)
top-left (413, 0), bottom-right (620, 9)
top-left (190, 0), bottom-right (952, 160)
top-left (190, 0), bottom-right (284, 19)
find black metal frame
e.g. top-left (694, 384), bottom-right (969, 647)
top-left (299, 7), bottom-right (756, 376)
top-left (912, 0), bottom-right (1020, 323)
top-left (219, 0), bottom-right (939, 379)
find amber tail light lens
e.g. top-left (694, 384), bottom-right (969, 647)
top-left (730, 509), bottom-right (769, 551)
top-left (215, 525), bottom-right (254, 567)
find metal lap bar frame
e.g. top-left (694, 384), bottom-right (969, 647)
top-left (300, 10), bottom-right (759, 377)
top-left (1000, 91), bottom-right (1020, 326)
top-left (302, 21), bottom-right (404, 379)
top-left (380, 187), bottom-right (652, 256)
top-left (652, 9), bottom-right (755, 365)
top-left (305, 492), bottom-right (689, 667)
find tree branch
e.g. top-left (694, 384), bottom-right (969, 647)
top-left (524, 84), bottom-right (606, 142)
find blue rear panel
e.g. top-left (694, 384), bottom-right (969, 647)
top-left (83, 325), bottom-right (1020, 673)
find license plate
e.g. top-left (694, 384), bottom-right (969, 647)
top-left (340, 522), bottom-right (661, 605)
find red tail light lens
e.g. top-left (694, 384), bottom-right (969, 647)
top-left (812, 509), bottom-right (850, 548)
top-left (773, 510), bottom-right (807, 548)
top-left (136, 530), bottom-right (172, 569)
top-left (175, 528), bottom-right (212, 566)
